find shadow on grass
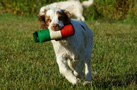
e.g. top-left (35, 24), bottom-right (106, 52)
top-left (92, 72), bottom-right (137, 88)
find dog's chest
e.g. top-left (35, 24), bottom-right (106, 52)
top-left (51, 39), bottom-right (79, 60)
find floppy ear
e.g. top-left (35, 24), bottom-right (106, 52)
top-left (38, 10), bottom-right (48, 29)
top-left (62, 10), bottom-right (71, 25)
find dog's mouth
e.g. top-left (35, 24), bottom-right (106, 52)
top-left (51, 24), bottom-right (63, 31)
top-left (54, 27), bottom-right (63, 31)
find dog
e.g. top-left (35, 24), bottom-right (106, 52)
top-left (38, 8), bottom-right (93, 85)
top-left (40, 0), bottom-right (93, 21)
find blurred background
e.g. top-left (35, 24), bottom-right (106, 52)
top-left (0, 0), bottom-right (137, 23)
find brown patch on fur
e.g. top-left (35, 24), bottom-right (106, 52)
top-left (56, 11), bottom-right (64, 21)
top-left (61, 10), bottom-right (71, 25)
top-left (45, 16), bottom-right (52, 26)
top-left (38, 9), bottom-right (48, 29)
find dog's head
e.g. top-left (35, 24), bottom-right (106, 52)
top-left (38, 8), bottom-right (71, 31)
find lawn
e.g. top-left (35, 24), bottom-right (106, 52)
top-left (0, 14), bottom-right (136, 89)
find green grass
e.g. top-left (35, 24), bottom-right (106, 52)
top-left (0, 14), bottom-right (137, 89)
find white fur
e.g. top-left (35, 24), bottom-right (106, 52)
top-left (82, 0), bottom-right (94, 7)
top-left (41, 8), bottom-right (93, 85)
top-left (40, 0), bottom-right (94, 21)
top-left (46, 8), bottom-right (64, 31)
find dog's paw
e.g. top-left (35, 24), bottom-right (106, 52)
top-left (72, 78), bottom-right (81, 85)
top-left (83, 81), bottom-right (92, 86)
top-left (74, 71), bottom-right (84, 79)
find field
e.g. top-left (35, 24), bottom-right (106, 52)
top-left (0, 14), bottom-right (136, 89)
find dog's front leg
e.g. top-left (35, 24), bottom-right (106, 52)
top-left (56, 57), bottom-right (80, 85)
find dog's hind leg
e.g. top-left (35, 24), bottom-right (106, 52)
top-left (74, 11), bottom-right (85, 21)
top-left (77, 15), bottom-right (85, 21)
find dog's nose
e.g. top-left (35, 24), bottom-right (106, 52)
top-left (52, 24), bottom-right (59, 30)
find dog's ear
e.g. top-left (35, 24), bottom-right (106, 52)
top-left (62, 10), bottom-right (71, 25)
top-left (38, 9), bottom-right (48, 29)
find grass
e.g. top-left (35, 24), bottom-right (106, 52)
top-left (0, 14), bottom-right (137, 89)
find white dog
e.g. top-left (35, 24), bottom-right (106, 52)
top-left (40, 0), bottom-right (93, 21)
top-left (38, 8), bottom-right (93, 85)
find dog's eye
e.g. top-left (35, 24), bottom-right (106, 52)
top-left (47, 19), bottom-right (51, 22)
top-left (58, 16), bottom-right (62, 21)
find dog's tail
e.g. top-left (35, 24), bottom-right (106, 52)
top-left (81, 0), bottom-right (94, 7)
